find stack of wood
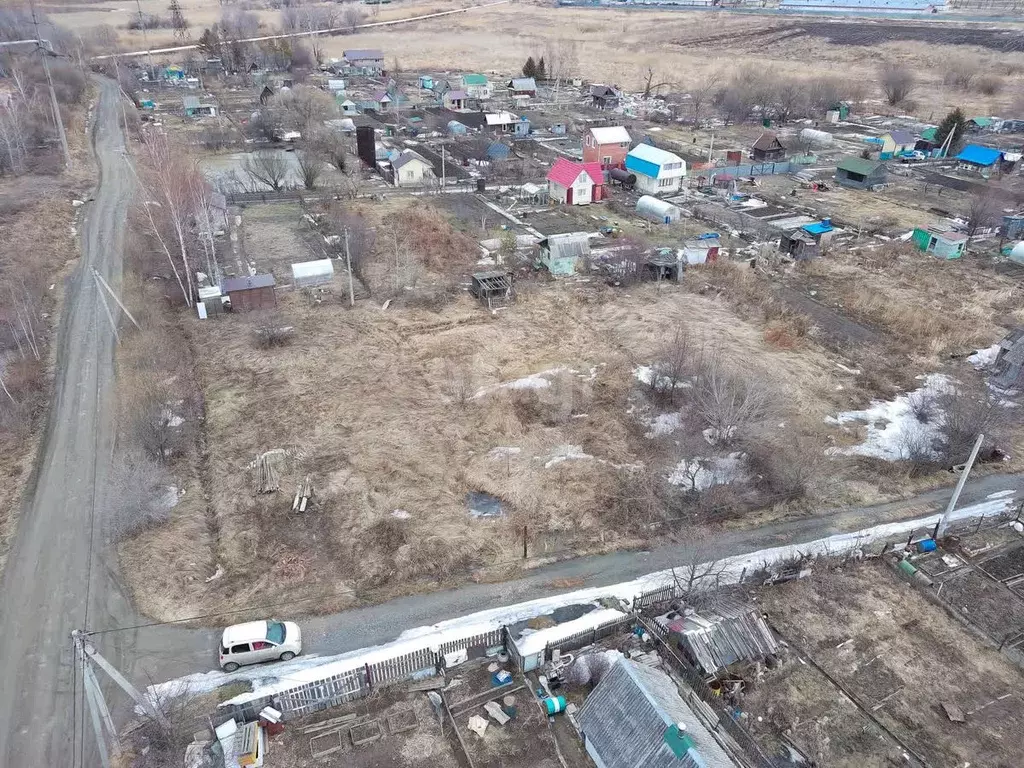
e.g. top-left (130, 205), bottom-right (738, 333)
top-left (293, 475), bottom-right (314, 513)
top-left (250, 449), bottom-right (287, 493)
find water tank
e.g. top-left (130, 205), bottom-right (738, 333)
top-left (543, 696), bottom-right (567, 715)
top-left (636, 195), bottom-right (681, 224)
top-left (800, 128), bottom-right (833, 147)
top-left (609, 168), bottom-right (636, 188)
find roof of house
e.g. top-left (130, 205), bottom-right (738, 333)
top-left (182, 95), bottom-right (201, 110)
top-left (485, 111), bottom-right (518, 126)
top-left (445, 89), bottom-right (468, 100)
top-left (837, 156), bottom-right (886, 175)
top-left (920, 127), bottom-right (938, 141)
top-left (957, 144), bottom-right (1002, 166)
top-left (344, 48), bottom-right (384, 61)
top-left (372, 90), bottom-right (392, 102)
top-left (541, 231), bottom-right (592, 260)
top-left (222, 274), bottom-right (275, 292)
top-left (590, 84), bottom-right (620, 98)
top-left (462, 73), bottom-right (489, 85)
top-left (578, 659), bottom-right (739, 768)
top-left (590, 126), bottom-right (631, 145)
top-left (393, 150), bottom-right (431, 171)
top-left (970, 116), bottom-right (995, 127)
top-left (547, 157), bottom-right (598, 187)
top-left (626, 143), bottom-right (685, 178)
top-left (886, 129), bottom-right (915, 145)
top-left (752, 131), bottom-right (784, 151)
top-left (802, 220), bottom-right (834, 235)
top-left (509, 77), bottom-right (537, 91)
top-left (327, 79), bottom-right (345, 90)
top-left (663, 599), bottom-right (779, 676)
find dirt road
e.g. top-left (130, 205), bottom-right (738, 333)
top-left (0, 80), bottom-right (136, 768)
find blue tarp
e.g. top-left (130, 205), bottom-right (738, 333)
top-left (802, 221), bottom-right (833, 235)
top-left (957, 144), bottom-right (1002, 166)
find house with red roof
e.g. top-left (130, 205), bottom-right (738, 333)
top-left (546, 158), bottom-right (605, 205)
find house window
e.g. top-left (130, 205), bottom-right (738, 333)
top-left (658, 178), bottom-right (674, 187)
top-left (928, 237), bottom-right (938, 250)
top-left (602, 156), bottom-right (612, 166)
top-left (405, 171), bottom-right (414, 180)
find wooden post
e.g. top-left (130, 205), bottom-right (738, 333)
top-left (364, 662), bottom-right (373, 690)
top-left (522, 525), bottom-right (528, 560)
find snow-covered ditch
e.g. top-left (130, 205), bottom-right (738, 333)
top-left (826, 374), bottom-right (952, 461)
top-left (146, 492), bottom-right (1018, 709)
top-left (668, 453), bottom-right (749, 491)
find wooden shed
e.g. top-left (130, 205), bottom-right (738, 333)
top-left (223, 274), bottom-right (277, 313)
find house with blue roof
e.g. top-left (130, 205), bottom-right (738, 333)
top-left (780, 219), bottom-right (836, 261)
top-left (625, 144), bottom-right (687, 196)
top-left (957, 144), bottom-right (1003, 173)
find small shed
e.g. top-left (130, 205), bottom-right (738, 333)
top-left (878, 130), bottom-right (916, 159)
top-left (780, 219), bottom-right (834, 260)
top-left (993, 327), bottom-right (1024, 388)
top-left (636, 195), bottom-right (681, 224)
top-left (418, 75), bottom-right (434, 90)
top-left (513, 116), bottom-right (531, 138)
top-left (1002, 213), bottom-right (1024, 240)
top-left (968, 116), bottom-right (995, 132)
top-left (182, 95), bottom-right (217, 117)
top-left (957, 144), bottom-right (1003, 173)
top-left (547, 157), bottom-right (604, 205)
top-left (327, 78), bottom-right (346, 93)
top-left (835, 156), bottom-right (887, 189)
top-left (508, 77), bottom-right (537, 97)
top-left (223, 274), bottom-right (277, 313)
top-left (911, 227), bottom-right (967, 260)
top-left (339, 99), bottom-right (358, 115)
top-left (291, 259), bottom-right (335, 288)
top-left (538, 232), bottom-right (590, 275)
top-left (579, 659), bottom-right (739, 768)
top-left (392, 150), bottom-right (434, 187)
top-left (443, 89), bottom-right (467, 110)
top-left (751, 130), bottom-right (786, 162)
top-left (681, 234), bottom-right (720, 265)
top-left (470, 271), bottom-right (513, 306)
top-left (590, 84), bottom-right (620, 110)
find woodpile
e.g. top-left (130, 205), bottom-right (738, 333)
top-left (293, 475), bottom-right (314, 513)
top-left (250, 449), bottom-right (287, 493)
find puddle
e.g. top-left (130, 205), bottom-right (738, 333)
top-left (466, 491), bottom-right (504, 518)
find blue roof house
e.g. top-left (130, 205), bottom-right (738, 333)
top-left (625, 144), bottom-right (687, 196)
top-left (957, 144), bottom-right (1003, 173)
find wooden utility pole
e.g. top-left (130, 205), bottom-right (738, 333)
top-left (935, 433), bottom-right (985, 540)
top-left (344, 229), bottom-right (355, 307)
top-left (29, 0), bottom-right (70, 170)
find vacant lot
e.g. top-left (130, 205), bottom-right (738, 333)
top-left (746, 561), bottom-right (1024, 768)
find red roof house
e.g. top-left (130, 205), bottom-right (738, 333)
top-left (546, 158), bottom-right (606, 205)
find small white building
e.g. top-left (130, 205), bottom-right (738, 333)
top-left (636, 195), bottom-right (681, 224)
top-left (392, 150), bottom-right (434, 187)
top-left (292, 259), bottom-right (335, 288)
top-left (485, 112), bottom-right (518, 133)
top-left (624, 144), bottom-right (687, 195)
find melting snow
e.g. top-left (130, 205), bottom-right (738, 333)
top-left (515, 609), bottom-right (626, 656)
top-left (633, 365), bottom-right (692, 391)
top-left (544, 445), bottom-right (593, 469)
top-left (668, 453), bottom-right (749, 491)
top-left (827, 374), bottom-right (952, 461)
top-left (645, 412), bottom-right (682, 438)
top-left (968, 344), bottom-right (1000, 369)
top-left (488, 447), bottom-right (522, 460)
top-left (147, 494), bottom-right (1017, 709)
top-left (474, 366), bottom-right (597, 399)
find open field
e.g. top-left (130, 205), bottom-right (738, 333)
top-left (746, 559), bottom-right (1024, 768)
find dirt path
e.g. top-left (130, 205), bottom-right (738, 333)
top-left (0, 79), bottom-right (138, 768)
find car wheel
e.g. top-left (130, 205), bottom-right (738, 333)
top-left (223, 662), bottom-right (239, 672)
top-left (280, 651), bottom-right (295, 662)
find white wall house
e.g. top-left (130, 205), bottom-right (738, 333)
top-left (546, 158), bottom-right (601, 206)
top-left (392, 150), bottom-right (434, 187)
top-left (624, 144), bottom-right (687, 195)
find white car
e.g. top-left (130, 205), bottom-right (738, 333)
top-left (219, 620), bottom-right (302, 672)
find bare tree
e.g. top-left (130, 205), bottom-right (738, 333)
top-left (106, 449), bottom-right (174, 540)
top-left (687, 70), bottom-right (720, 128)
top-left (242, 150), bottom-right (289, 191)
top-left (312, 130), bottom-right (349, 172)
top-left (965, 187), bottom-right (1002, 243)
top-left (878, 63), bottom-right (916, 106)
top-left (650, 326), bottom-right (703, 405)
top-left (603, 236), bottom-right (648, 286)
top-left (936, 383), bottom-right (1002, 465)
top-left (268, 84), bottom-right (336, 133)
top-left (670, 527), bottom-right (729, 609)
top-left (295, 147), bottom-right (324, 190)
top-left (642, 66), bottom-right (671, 100)
top-left (342, 5), bottom-right (365, 33)
top-left (695, 355), bottom-right (774, 445)
top-left (943, 57), bottom-right (979, 91)
top-left (773, 78), bottom-right (807, 124)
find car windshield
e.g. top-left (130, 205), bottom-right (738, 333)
top-left (266, 621), bottom-right (286, 644)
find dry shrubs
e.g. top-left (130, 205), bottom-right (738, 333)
top-left (106, 450), bottom-right (174, 540)
top-left (400, 204), bottom-right (478, 271)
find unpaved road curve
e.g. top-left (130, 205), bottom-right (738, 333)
top-left (0, 79), bottom-right (136, 768)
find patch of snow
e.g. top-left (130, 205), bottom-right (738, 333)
top-left (633, 365), bottom-right (692, 391)
top-left (148, 494), bottom-right (1017, 709)
top-left (488, 446), bottom-right (522, 460)
top-left (968, 344), bottom-right (1000, 369)
top-left (835, 362), bottom-right (861, 375)
top-left (544, 445), bottom-right (593, 469)
top-left (156, 485), bottom-right (181, 511)
top-left (668, 453), bottom-right (749, 491)
top-left (391, 509), bottom-right (411, 519)
top-left (474, 367), bottom-right (588, 399)
top-left (515, 609), bottom-right (626, 656)
top-left (645, 412), bottom-right (682, 438)
top-left (827, 374), bottom-right (952, 461)
top-left (702, 426), bottom-right (736, 446)
top-left (987, 489), bottom-right (1015, 499)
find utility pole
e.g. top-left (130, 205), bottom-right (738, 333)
top-left (134, 0), bottom-right (155, 78)
top-left (29, 0), bottom-right (71, 170)
top-left (934, 433), bottom-right (985, 540)
top-left (344, 229), bottom-right (355, 307)
top-left (441, 142), bottom-right (446, 190)
top-left (707, 132), bottom-right (714, 164)
top-left (72, 629), bottom-right (170, 768)
top-left (112, 53), bottom-right (130, 141)
top-left (92, 267), bottom-right (142, 342)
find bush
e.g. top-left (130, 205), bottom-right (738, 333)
top-left (127, 13), bottom-right (169, 30)
top-left (976, 74), bottom-right (1002, 95)
top-left (106, 450), bottom-right (174, 540)
top-left (253, 312), bottom-right (292, 349)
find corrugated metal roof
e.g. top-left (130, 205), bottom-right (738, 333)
top-left (887, 130), bottom-right (915, 145)
top-left (542, 232), bottom-right (591, 260)
top-left (485, 111), bottom-right (517, 126)
top-left (590, 126), bottom-right (631, 145)
top-left (343, 49), bottom-right (383, 61)
top-left (665, 599), bottom-right (779, 675)
top-left (546, 158), bottom-right (598, 187)
top-left (626, 144), bottom-right (685, 179)
top-left (182, 96), bottom-right (200, 110)
top-left (509, 77), bottom-right (536, 91)
top-left (752, 131), bottom-right (783, 151)
top-left (578, 659), bottom-right (738, 768)
top-left (920, 127), bottom-right (938, 141)
top-left (222, 274), bottom-right (275, 292)
top-left (957, 144), bottom-right (1002, 166)
top-left (462, 73), bottom-right (488, 85)
top-left (393, 150), bottom-right (430, 171)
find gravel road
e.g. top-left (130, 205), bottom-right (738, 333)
top-left (0, 80), bottom-right (137, 768)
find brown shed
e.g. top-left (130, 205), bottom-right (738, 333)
top-left (751, 131), bottom-right (786, 162)
top-left (223, 274), bottom-right (277, 313)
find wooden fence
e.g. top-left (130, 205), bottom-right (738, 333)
top-left (224, 627), bottom-right (506, 722)
top-left (545, 615), bottom-right (635, 656)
